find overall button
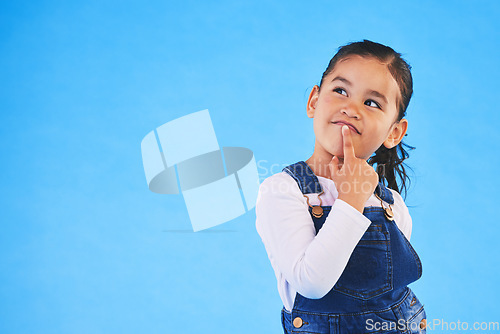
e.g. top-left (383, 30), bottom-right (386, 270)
top-left (420, 319), bottom-right (427, 329)
top-left (293, 317), bottom-right (303, 328)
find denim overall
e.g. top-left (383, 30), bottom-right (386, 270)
top-left (281, 161), bottom-right (426, 334)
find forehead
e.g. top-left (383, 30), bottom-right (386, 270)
top-left (328, 55), bottom-right (400, 106)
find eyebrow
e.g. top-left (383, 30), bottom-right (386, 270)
top-left (331, 76), bottom-right (388, 105)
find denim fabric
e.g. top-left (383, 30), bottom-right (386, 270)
top-left (281, 288), bottom-right (427, 334)
top-left (280, 161), bottom-right (425, 334)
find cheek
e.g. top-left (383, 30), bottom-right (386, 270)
top-left (320, 94), bottom-right (335, 106)
top-left (312, 117), bottom-right (322, 136)
top-left (365, 125), bottom-right (390, 149)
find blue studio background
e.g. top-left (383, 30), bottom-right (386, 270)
top-left (1, 1), bottom-right (499, 333)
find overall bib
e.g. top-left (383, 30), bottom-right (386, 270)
top-left (281, 161), bottom-right (426, 334)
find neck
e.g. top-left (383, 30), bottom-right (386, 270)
top-left (305, 152), bottom-right (344, 179)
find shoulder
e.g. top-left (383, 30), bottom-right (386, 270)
top-left (256, 171), bottom-right (308, 213)
top-left (388, 189), bottom-right (410, 215)
top-left (387, 188), bottom-right (413, 240)
top-left (258, 171), bottom-right (301, 197)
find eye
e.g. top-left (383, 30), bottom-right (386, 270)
top-left (365, 99), bottom-right (381, 109)
top-left (333, 87), bottom-right (347, 96)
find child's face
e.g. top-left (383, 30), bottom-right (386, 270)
top-left (307, 55), bottom-right (408, 161)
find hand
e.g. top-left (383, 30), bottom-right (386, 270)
top-left (329, 125), bottom-right (379, 213)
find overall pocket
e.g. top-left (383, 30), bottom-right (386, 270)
top-left (332, 220), bottom-right (393, 300)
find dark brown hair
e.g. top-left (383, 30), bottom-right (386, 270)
top-left (318, 39), bottom-right (415, 198)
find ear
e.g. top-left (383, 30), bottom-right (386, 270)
top-left (306, 85), bottom-right (320, 118)
top-left (383, 118), bottom-right (408, 149)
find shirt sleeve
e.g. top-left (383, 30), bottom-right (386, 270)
top-left (390, 190), bottom-right (413, 241)
top-left (255, 173), bottom-right (372, 299)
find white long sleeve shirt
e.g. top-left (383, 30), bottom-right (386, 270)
top-left (255, 171), bottom-right (413, 312)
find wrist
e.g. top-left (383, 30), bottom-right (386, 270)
top-left (337, 194), bottom-right (365, 213)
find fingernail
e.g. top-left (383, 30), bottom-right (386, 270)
top-left (342, 125), bottom-right (348, 131)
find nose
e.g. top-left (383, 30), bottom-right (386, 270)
top-left (340, 102), bottom-right (361, 119)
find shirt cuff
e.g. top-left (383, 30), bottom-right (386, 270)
top-left (331, 198), bottom-right (372, 230)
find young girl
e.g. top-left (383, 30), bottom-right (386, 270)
top-left (256, 40), bottom-right (426, 334)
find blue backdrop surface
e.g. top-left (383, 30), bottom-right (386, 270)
top-left (1, 1), bottom-right (499, 333)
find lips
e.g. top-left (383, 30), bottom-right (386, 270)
top-left (332, 121), bottom-right (361, 134)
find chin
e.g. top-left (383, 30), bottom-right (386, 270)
top-left (327, 148), bottom-right (344, 159)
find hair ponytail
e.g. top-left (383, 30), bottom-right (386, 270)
top-left (367, 141), bottom-right (415, 200)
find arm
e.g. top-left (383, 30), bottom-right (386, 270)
top-left (255, 173), bottom-right (372, 299)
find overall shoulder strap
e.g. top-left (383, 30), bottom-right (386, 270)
top-left (282, 161), bottom-right (323, 194)
top-left (283, 161), bottom-right (395, 204)
top-left (374, 181), bottom-right (395, 205)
